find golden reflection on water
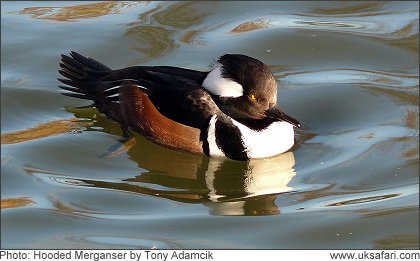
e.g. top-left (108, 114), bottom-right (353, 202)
top-left (312, 2), bottom-right (386, 16)
top-left (125, 25), bottom-right (175, 58)
top-left (1, 118), bottom-right (91, 145)
top-left (151, 2), bottom-right (209, 29)
top-left (15, 1), bottom-right (142, 22)
top-left (179, 30), bottom-right (205, 46)
top-left (1, 197), bottom-right (35, 209)
top-left (125, 1), bottom-right (216, 58)
top-left (231, 19), bottom-right (271, 33)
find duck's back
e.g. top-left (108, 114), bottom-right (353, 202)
top-left (58, 51), bottom-right (217, 154)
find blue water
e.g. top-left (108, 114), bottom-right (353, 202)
top-left (1, 1), bottom-right (419, 249)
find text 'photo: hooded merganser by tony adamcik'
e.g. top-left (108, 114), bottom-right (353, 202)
top-left (58, 51), bottom-right (301, 161)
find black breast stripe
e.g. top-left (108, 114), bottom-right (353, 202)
top-left (214, 115), bottom-right (248, 161)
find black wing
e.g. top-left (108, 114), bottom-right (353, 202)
top-left (58, 51), bottom-right (218, 129)
top-left (101, 71), bottom-right (219, 129)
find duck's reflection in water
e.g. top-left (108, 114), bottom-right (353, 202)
top-left (83, 138), bottom-right (296, 216)
top-left (68, 108), bottom-right (298, 216)
top-left (202, 153), bottom-right (296, 215)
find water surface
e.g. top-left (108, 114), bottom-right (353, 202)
top-left (1, 1), bottom-right (419, 249)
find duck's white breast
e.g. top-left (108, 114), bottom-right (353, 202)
top-left (207, 115), bottom-right (295, 159)
top-left (232, 119), bottom-right (295, 158)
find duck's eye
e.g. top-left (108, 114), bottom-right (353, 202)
top-left (250, 94), bottom-right (257, 101)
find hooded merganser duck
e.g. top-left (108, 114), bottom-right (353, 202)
top-left (58, 51), bottom-right (301, 161)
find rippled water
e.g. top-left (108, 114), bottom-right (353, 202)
top-left (1, 1), bottom-right (419, 249)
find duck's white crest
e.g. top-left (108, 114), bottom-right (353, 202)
top-left (202, 64), bottom-right (243, 98)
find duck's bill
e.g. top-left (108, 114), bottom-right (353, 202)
top-left (265, 106), bottom-right (301, 128)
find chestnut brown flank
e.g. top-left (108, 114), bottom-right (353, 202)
top-left (119, 84), bottom-right (203, 154)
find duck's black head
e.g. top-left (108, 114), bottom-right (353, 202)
top-left (202, 54), bottom-right (301, 129)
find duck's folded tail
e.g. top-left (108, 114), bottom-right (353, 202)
top-left (57, 51), bottom-right (155, 132)
top-left (58, 51), bottom-right (112, 101)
